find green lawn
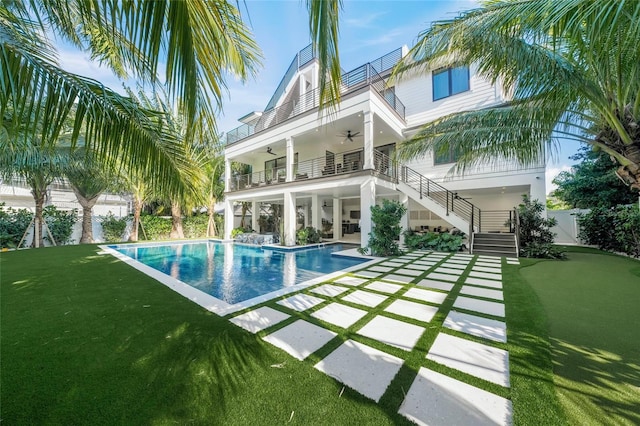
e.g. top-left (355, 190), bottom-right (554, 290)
top-left (1, 244), bottom-right (635, 424)
top-left (520, 247), bottom-right (640, 425)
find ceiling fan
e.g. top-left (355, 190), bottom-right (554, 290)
top-left (266, 147), bottom-right (277, 155)
top-left (337, 130), bottom-right (361, 144)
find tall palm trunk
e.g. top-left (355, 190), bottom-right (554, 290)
top-left (170, 201), bottom-right (184, 239)
top-left (72, 188), bottom-right (99, 243)
top-left (207, 199), bottom-right (217, 237)
top-left (130, 198), bottom-right (142, 242)
top-left (31, 187), bottom-right (46, 248)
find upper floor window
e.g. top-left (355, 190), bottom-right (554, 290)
top-left (434, 146), bottom-right (461, 165)
top-left (432, 66), bottom-right (470, 101)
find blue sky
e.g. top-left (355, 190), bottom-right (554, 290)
top-left (56, 0), bottom-right (579, 191)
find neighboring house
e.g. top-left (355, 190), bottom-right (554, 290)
top-left (222, 44), bottom-right (546, 251)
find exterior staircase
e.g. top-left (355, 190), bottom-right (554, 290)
top-left (472, 233), bottom-right (518, 258)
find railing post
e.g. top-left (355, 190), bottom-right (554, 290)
top-left (446, 192), bottom-right (450, 216)
top-left (419, 175), bottom-right (423, 199)
top-left (427, 180), bottom-right (430, 197)
top-left (469, 208), bottom-right (474, 253)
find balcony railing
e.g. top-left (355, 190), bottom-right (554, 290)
top-left (223, 50), bottom-right (406, 146)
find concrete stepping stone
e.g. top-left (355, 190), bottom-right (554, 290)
top-left (439, 262), bottom-right (467, 270)
top-left (334, 276), bottom-right (368, 286)
top-left (230, 306), bottom-right (290, 333)
top-left (263, 320), bottom-right (337, 361)
top-left (405, 264), bottom-right (430, 271)
top-left (413, 260), bottom-right (438, 267)
top-left (365, 281), bottom-right (404, 294)
top-left (381, 261), bottom-right (405, 267)
top-left (277, 294), bottom-right (325, 312)
top-left (399, 367), bottom-right (512, 426)
top-left (434, 267), bottom-right (463, 275)
top-left (447, 258), bottom-right (471, 264)
top-left (385, 299), bottom-right (439, 323)
top-left (452, 254), bottom-right (474, 258)
top-left (477, 256), bottom-right (502, 262)
top-left (460, 286), bottom-right (504, 301)
top-left (310, 284), bottom-right (350, 297)
top-left (474, 262), bottom-right (502, 268)
top-left (383, 274), bottom-right (414, 284)
top-left (341, 290), bottom-right (388, 308)
top-left (427, 272), bottom-right (459, 282)
top-left (368, 265), bottom-right (394, 273)
top-left (404, 253), bottom-right (422, 257)
top-left (427, 333), bottom-right (510, 387)
top-left (353, 270), bottom-right (381, 279)
top-left (444, 311), bottom-right (507, 343)
top-left (358, 315), bottom-right (425, 351)
top-left (315, 339), bottom-right (404, 402)
top-left (403, 288), bottom-right (448, 305)
top-left (465, 277), bottom-right (503, 289)
top-left (418, 279), bottom-right (454, 292)
top-left (394, 268), bottom-right (423, 277)
top-left (454, 296), bottom-right (505, 317)
top-left (311, 303), bottom-right (368, 328)
top-left (473, 266), bottom-right (502, 274)
top-left (468, 271), bottom-right (502, 281)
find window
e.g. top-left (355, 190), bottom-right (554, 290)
top-left (432, 66), bottom-right (470, 101)
top-left (434, 146), bottom-right (461, 165)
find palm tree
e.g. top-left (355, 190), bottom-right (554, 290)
top-left (201, 150), bottom-right (225, 237)
top-left (393, 0), bottom-right (640, 192)
top-left (1, 0), bottom-right (261, 198)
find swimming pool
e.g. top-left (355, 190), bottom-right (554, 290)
top-left (109, 241), bottom-right (368, 306)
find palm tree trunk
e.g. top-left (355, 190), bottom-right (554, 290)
top-left (72, 188), bottom-right (100, 244)
top-left (130, 198), bottom-right (142, 242)
top-left (31, 189), bottom-right (46, 248)
top-left (170, 201), bottom-right (184, 239)
top-left (207, 200), bottom-right (217, 237)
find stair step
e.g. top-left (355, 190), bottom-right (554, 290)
top-left (474, 243), bottom-right (516, 250)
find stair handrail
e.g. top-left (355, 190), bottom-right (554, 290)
top-left (513, 207), bottom-right (521, 256)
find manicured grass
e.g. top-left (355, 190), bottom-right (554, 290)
top-left (520, 247), bottom-right (640, 425)
top-left (1, 245), bottom-right (407, 425)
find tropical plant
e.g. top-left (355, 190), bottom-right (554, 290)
top-left (404, 230), bottom-right (464, 252)
top-left (231, 227), bottom-right (251, 239)
top-left (296, 226), bottom-right (321, 245)
top-left (101, 212), bottom-right (128, 242)
top-left (183, 214), bottom-right (209, 239)
top-left (517, 195), bottom-right (565, 259)
top-left (394, 0), bottom-right (640, 193)
top-left (0, 203), bottom-right (33, 249)
top-left (578, 205), bottom-right (640, 257)
top-left (552, 146), bottom-right (638, 209)
top-left (43, 205), bottom-right (78, 245)
top-left (364, 200), bottom-right (407, 257)
top-left (139, 214), bottom-right (172, 240)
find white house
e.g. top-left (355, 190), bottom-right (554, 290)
top-left (222, 45), bottom-right (545, 255)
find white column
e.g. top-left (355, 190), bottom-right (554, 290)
top-left (224, 158), bottom-right (232, 192)
top-left (360, 180), bottom-right (376, 247)
top-left (224, 199), bottom-right (234, 240)
top-left (311, 194), bottom-right (320, 230)
top-left (304, 203), bottom-right (310, 227)
top-left (399, 194), bottom-right (410, 245)
top-left (284, 191), bottom-right (297, 246)
top-left (530, 177), bottom-right (547, 218)
top-left (251, 200), bottom-right (259, 232)
top-left (286, 137), bottom-right (294, 182)
top-left (333, 198), bottom-right (342, 240)
top-left (363, 110), bottom-right (374, 170)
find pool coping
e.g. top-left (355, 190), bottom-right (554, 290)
top-left (98, 240), bottom-right (381, 316)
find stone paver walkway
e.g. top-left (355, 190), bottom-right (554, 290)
top-left (227, 250), bottom-right (515, 425)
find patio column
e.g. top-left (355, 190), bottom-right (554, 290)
top-left (224, 158), bottom-right (232, 192)
top-left (284, 191), bottom-right (297, 246)
top-left (303, 203), bottom-right (310, 227)
top-left (311, 194), bottom-right (320, 230)
top-left (251, 200), bottom-right (259, 232)
top-left (360, 179), bottom-right (376, 247)
top-left (399, 194), bottom-right (410, 246)
top-left (333, 198), bottom-right (342, 240)
top-left (363, 110), bottom-right (374, 170)
top-left (224, 199), bottom-right (234, 240)
top-left (531, 177), bottom-right (547, 218)
top-left (286, 137), bottom-right (294, 182)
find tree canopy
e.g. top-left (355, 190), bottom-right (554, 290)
top-left (393, 0), bottom-right (640, 192)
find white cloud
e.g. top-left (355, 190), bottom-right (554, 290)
top-left (343, 11), bottom-right (387, 28)
top-left (546, 165), bottom-right (572, 194)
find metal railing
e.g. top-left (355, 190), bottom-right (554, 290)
top-left (223, 53), bottom-right (406, 145)
top-left (229, 166), bottom-right (287, 191)
top-left (480, 210), bottom-right (517, 233)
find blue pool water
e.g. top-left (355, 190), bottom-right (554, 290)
top-left (112, 242), bottom-right (365, 304)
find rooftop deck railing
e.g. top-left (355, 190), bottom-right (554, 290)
top-left (223, 49), bottom-right (405, 146)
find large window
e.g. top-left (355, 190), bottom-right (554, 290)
top-left (432, 66), bottom-right (470, 101)
top-left (434, 146), bottom-right (461, 165)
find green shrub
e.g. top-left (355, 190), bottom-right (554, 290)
top-left (231, 226), bottom-right (252, 239)
top-left (365, 200), bottom-right (407, 257)
top-left (296, 226), bottom-right (321, 245)
top-left (517, 195), bottom-right (565, 259)
top-left (0, 203), bottom-right (34, 248)
top-left (183, 214), bottom-right (208, 239)
top-left (404, 230), bottom-right (464, 252)
top-left (44, 206), bottom-right (77, 245)
top-left (101, 212), bottom-right (128, 242)
top-left (579, 204), bottom-right (640, 257)
top-left (140, 214), bottom-right (172, 240)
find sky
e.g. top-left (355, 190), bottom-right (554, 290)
top-left (55, 0), bottom-right (579, 193)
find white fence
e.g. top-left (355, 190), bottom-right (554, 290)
top-left (548, 209), bottom-right (590, 245)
